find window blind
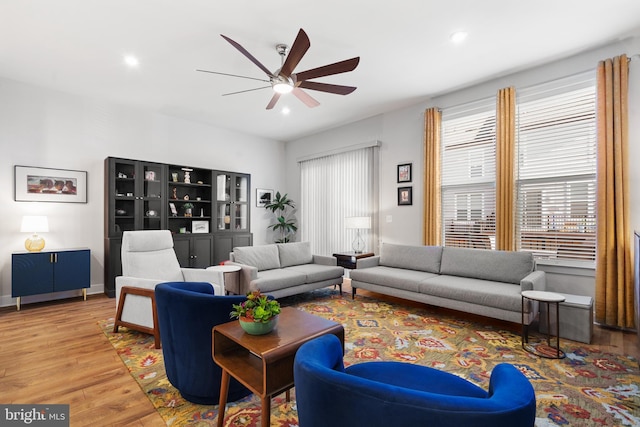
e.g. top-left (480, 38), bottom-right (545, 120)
top-left (515, 73), bottom-right (596, 263)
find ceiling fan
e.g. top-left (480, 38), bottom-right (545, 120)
top-left (197, 28), bottom-right (360, 110)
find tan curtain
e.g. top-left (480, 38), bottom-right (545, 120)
top-left (596, 54), bottom-right (633, 329)
top-left (496, 87), bottom-right (516, 251)
top-left (423, 108), bottom-right (442, 245)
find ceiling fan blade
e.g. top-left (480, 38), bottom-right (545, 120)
top-left (298, 81), bottom-right (357, 95)
top-left (221, 34), bottom-right (274, 77)
top-left (222, 86), bottom-right (271, 96)
top-left (279, 28), bottom-right (310, 78)
top-left (295, 57), bottom-right (360, 82)
top-left (266, 93), bottom-right (281, 110)
top-left (196, 69), bottom-right (270, 83)
top-left (293, 87), bottom-right (320, 108)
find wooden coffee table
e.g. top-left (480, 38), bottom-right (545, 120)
top-left (212, 306), bottom-right (344, 427)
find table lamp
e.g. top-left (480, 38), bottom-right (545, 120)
top-left (345, 216), bottom-right (371, 253)
top-left (21, 215), bottom-right (49, 252)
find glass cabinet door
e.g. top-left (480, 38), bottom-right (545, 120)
top-left (214, 172), bottom-right (250, 232)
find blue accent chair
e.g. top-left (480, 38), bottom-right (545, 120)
top-left (293, 334), bottom-right (536, 427)
top-left (155, 281), bottom-right (252, 405)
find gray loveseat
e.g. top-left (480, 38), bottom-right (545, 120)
top-left (350, 243), bottom-right (546, 324)
top-left (226, 242), bottom-right (344, 298)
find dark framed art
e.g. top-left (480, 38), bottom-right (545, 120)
top-left (398, 186), bottom-right (413, 206)
top-left (256, 188), bottom-right (274, 207)
top-left (14, 165), bottom-right (88, 203)
top-left (397, 163), bottom-right (412, 183)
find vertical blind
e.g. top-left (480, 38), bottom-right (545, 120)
top-left (515, 73), bottom-right (597, 263)
top-left (441, 98), bottom-right (497, 250)
top-left (299, 146), bottom-right (377, 256)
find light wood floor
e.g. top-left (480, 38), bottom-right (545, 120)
top-left (0, 289), bottom-right (638, 427)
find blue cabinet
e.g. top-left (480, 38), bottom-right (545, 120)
top-left (11, 248), bottom-right (90, 310)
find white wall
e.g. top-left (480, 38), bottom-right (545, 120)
top-left (0, 78), bottom-right (286, 307)
top-left (286, 36), bottom-right (640, 298)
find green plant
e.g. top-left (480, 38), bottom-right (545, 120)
top-left (182, 202), bottom-right (194, 210)
top-left (230, 291), bottom-right (281, 323)
top-left (264, 191), bottom-right (298, 243)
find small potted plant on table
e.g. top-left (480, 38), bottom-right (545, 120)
top-left (230, 291), bottom-right (281, 335)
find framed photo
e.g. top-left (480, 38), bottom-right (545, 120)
top-left (169, 202), bottom-right (178, 217)
top-left (398, 186), bottom-right (413, 206)
top-left (144, 170), bottom-right (156, 181)
top-left (397, 163), bottom-right (412, 183)
top-left (14, 165), bottom-right (87, 203)
top-left (256, 188), bottom-right (274, 207)
top-left (192, 220), bottom-right (209, 234)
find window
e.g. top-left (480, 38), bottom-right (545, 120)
top-left (515, 74), bottom-right (597, 263)
top-left (441, 99), bottom-right (496, 250)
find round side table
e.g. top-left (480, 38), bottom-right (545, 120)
top-left (206, 265), bottom-right (242, 295)
top-left (521, 290), bottom-right (566, 359)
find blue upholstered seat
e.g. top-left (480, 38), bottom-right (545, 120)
top-left (155, 281), bottom-right (252, 405)
top-left (293, 334), bottom-right (536, 427)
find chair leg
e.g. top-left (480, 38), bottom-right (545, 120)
top-left (113, 286), bottom-right (161, 349)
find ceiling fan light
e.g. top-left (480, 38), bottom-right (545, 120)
top-left (273, 82), bottom-right (293, 94)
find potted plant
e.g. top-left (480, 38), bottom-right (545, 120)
top-left (182, 202), bottom-right (194, 217)
top-left (264, 191), bottom-right (297, 243)
top-left (230, 291), bottom-right (281, 335)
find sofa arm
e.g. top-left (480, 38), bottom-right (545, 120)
top-left (356, 256), bottom-right (381, 269)
top-left (520, 270), bottom-right (546, 292)
top-left (181, 269), bottom-right (224, 295)
top-left (224, 261), bottom-right (259, 294)
top-left (312, 255), bottom-right (338, 266)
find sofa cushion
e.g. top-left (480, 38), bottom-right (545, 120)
top-left (350, 266), bottom-right (439, 293)
top-left (285, 264), bottom-right (344, 283)
top-left (379, 243), bottom-right (442, 273)
top-left (278, 242), bottom-right (314, 267)
top-left (439, 247), bottom-right (533, 284)
top-left (251, 269), bottom-right (306, 293)
top-left (233, 245), bottom-right (281, 271)
top-left (419, 275), bottom-right (523, 312)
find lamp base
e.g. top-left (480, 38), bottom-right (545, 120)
top-left (25, 234), bottom-right (45, 252)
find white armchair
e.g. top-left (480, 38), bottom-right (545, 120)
top-left (114, 230), bottom-right (224, 348)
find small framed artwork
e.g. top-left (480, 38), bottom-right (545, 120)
top-left (256, 188), bottom-right (274, 207)
top-left (144, 170), bottom-right (156, 181)
top-left (192, 220), bottom-right (209, 233)
top-left (14, 165), bottom-right (87, 203)
top-left (169, 202), bottom-right (178, 217)
top-left (397, 163), bottom-right (412, 183)
top-left (398, 186), bottom-right (413, 206)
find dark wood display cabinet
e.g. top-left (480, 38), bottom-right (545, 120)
top-left (104, 156), bottom-right (252, 297)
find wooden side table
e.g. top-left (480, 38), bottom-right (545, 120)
top-left (213, 307), bottom-right (344, 427)
top-left (332, 251), bottom-right (374, 269)
top-left (521, 290), bottom-right (566, 359)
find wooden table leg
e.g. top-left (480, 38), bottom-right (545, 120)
top-left (217, 371), bottom-right (230, 427)
top-left (261, 395), bottom-right (270, 427)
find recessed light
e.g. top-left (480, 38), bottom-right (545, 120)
top-left (123, 54), bottom-right (140, 68)
top-left (450, 31), bottom-right (468, 44)
top-left (281, 107), bottom-right (290, 115)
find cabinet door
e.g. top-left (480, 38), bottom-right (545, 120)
top-left (213, 233), bottom-right (252, 265)
top-left (54, 250), bottom-right (90, 292)
top-left (109, 158), bottom-right (137, 236)
top-left (104, 238), bottom-right (121, 298)
top-left (173, 236), bottom-right (191, 267)
top-left (139, 162), bottom-right (166, 231)
top-left (191, 235), bottom-right (213, 268)
top-left (214, 172), bottom-right (251, 232)
top-left (12, 252), bottom-right (54, 297)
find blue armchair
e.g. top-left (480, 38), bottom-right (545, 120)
top-left (155, 281), bottom-right (252, 405)
top-left (293, 334), bottom-right (536, 427)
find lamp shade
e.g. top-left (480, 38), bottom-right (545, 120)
top-left (345, 216), bottom-right (371, 229)
top-left (21, 216), bottom-right (49, 233)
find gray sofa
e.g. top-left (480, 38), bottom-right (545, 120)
top-left (226, 242), bottom-right (345, 298)
top-left (350, 243), bottom-right (546, 324)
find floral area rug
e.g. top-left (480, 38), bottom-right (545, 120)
top-left (99, 290), bottom-right (640, 426)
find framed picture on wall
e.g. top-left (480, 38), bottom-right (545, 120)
top-left (398, 186), bottom-right (413, 206)
top-left (14, 165), bottom-right (88, 203)
top-left (397, 163), bottom-right (412, 183)
top-left (256, 188), bottom-right (274, 207)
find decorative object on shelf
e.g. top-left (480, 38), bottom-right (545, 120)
top-left (14, 165), bottom-right (87, 203)
top-left (345, 216), bottom-right (371, 253)
top-left (230, 291), bottom-right (281, 335)
top-left (117, 172), bottom-right (127, 178)
top-left (172, 187), bottom-right (177, 199)
top-left (171, 172), bottom-right (179, 182)
top-left (182, 202), bottom-right (194, 217)
top-left (179, 227), bottom-right (187, 233)
top-left (146, 210), bottom-right (158, 217)
top-left (169, 203), bottom-right (178, 217)
top-left (264, 191), bottom-right (297, 243)
top-left (397, 163), bottom-right (412, 183)
top-left (200, 208), bottom-right (204, 217)
top-left (398, 186), bottom-right (413, 206)
top-left (182, 167), bottom-right (193, 184)
top-left (192, 220), bottom-right (209, 233)
top-left (144, 170), bottom-right (156, 181)
top-left (183, 194), bottom-right (190, 200)
top-left (256, 188), bottom-right (274, 207)
top-left (20, 215), bottom-right (49, 252)
top-left (116, 209), bottom-right (127, 215)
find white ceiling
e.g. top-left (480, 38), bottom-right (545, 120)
top-left (2, 1), bottom-right (640, 142)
